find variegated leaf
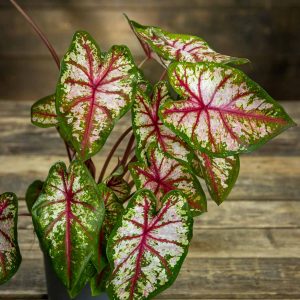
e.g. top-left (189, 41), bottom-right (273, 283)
top-left (129, 144), bottom-right (206, 215)
top-left (0, 192), bottom-right (21, 284)
top-left (56, 31), bottom-right (139, 161)
top-left (127, 18), bottom-right (248, 68)
top-left (161, 62), bottom-right (295, 156)
top-left (107, 189), bottom-right (193, 300)
top-left (31, 94), bottom-right (58, 128)
top-left (25, 180), bottom-right (44, 213)
top-left (133, 81), bottom-right (191, 163)
top-left (31, 160), bottom-right (104, 296)
top-left (195, 152), bottom-right (239, 204)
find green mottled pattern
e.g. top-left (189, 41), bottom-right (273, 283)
top-left (132, 81), bottom-right (191, 163)
top-left (161, 62), bottom-right (295, 157)
top-left (128, 18), bottom-right (248, 68)
top-left (129, 144), bottom-right (206, 216)
top-left (31, 94), bottom-right (58, 128)
top-left (31, 160), bottom-right (104, 296)
top-left (107, 190), bottom-right (193, 300)
top-left (196, 152), bottom-right (240, 205)
top-left (0, 193), bottom-right (21, 285)
top-left (56, 31), bottom-right (139, 161)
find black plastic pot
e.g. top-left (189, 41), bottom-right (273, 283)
top-left (44, 255), bottom-right (109, 300)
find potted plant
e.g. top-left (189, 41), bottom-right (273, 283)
top-left (0, 1), bottom-right (295, 299)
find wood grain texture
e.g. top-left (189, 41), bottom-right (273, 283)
top-left (0, 99), bottom-right (299, 299)
top-left (0, 1), bottom-right (299, 100)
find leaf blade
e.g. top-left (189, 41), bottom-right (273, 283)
top-left (31, 94), bottom-right (58, 128)
top-left (129, 144), bottom-right (207, 216)
top-left (127, 18), bottom-right (249, 67)
top-left (56, 31), bottom-right (139, 160)
top-left (31, 160), bottom-right (105, 296)
top-left (107, 189), bottom-right (193, 300)
top-left (0, 192), bottom-right (21, 285)
top-left (161, 62), bottom-right (295, 156)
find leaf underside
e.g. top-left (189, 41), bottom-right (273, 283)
top-left (129, 144), bottom-right (206, 216)
top-left (31, 160), bottom-right (104, 296)
top-left (56, 31), bottom-right (139, 161)
top-left (91, 184), bottom-right (124, 295)
top-left (127, 18), bottom-right (249, 68)
top-left (25, 180), bottom-right (44, 213)
top-left (107, 189), bottom-right (193, 300)
top-left (0, 193), bottom-right (21, 285)
top-left (132, 81), bottom-right (191, 163)
top-left (105, 176), bottom-right (131, 203)
top-left (160, 62), bottom-right (295, 157)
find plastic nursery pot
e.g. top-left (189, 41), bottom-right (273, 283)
top-left (44, 255), bottom-right (109, 300)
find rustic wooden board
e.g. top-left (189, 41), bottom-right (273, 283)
top-left (0, 1), bottom-right (299, 100)
top-left (1, 0), bottom-right (300, 8)
top-left (1, 256), bottom-right (299, 299)
top-left (0, 99), bottom-right (299, 299)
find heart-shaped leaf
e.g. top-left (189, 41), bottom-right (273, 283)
top-left (25, 180), bottom-right (44, 213)
top-left (56, 31), bottom-right (140, 161)
top-left (161, 62), bottom-right (295, 156)
top-left (31, 94), bottom-right (58, 128)
top-left (31, 160), bottom-right (104, 296)
top-left (133, 81), bottom-right (191, 163)
top-left (107, 189), bottom-right (193, 300)
top-left (193, 152), bottom-right (239, 205)
top-left (129, 144), bottom-right (206, 215)
top-left (127, 18), bottom-right (248, 68)
top-left (0, 192), bottom-right (21, 284)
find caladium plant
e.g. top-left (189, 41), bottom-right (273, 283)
top-left (2, 3), bottom-right (296, 299)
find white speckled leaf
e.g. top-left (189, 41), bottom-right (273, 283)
top-left (31, 94), bottom-right (58, 128)
top-left (133, 81), bottom-right (191, 163)
top-left (129, 144), bottom-right (206, 216)
top-left (195, 152), bottom-right (240, 205)
top-left (160, 62), bottom-right (295, 156)
top-left (56, 31), bottom-right (139, 161)
top-left (107, 189), bottom-right (193, 300)
top-left (127, 18), bottom-right (248, 68)
top-left (0, 193), bottom-right (21, 285)
top-left (31, 160), bottom-right (104, 296)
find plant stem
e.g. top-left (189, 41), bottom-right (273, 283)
top-left (19, 212), bottom-right (31, 217)
top-left (120, 133), bottom-right (135, 166)
top-left (10, 0), bottom-right (75, 163)
top-left (122, 155), bottom-right (137, 177)
top-left (158, 69), bottom-right (167, 81)
top-left (98, 127), bottom-right (132, 183)
top-left (138, 57), bottom-right (150, 69)
top-left (9, 0), bottom-right (60, 69)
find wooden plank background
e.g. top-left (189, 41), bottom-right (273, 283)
top-left (0, 0), bottom-right (300, 101)
top-left (0, 100), bottom-right (299, 299)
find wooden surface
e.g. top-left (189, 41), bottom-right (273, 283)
top-left (0, 0), bottom-right (300, 100)
top-left (0, 100), bottom-right (299, 299)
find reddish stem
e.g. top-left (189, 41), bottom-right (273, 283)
top-left (9, 0), bottom-right (60, 69)
top-left (9, 0), bottom-right (76, 163)
top-left (98, 127), bottom-right (132, 183)
top-left (158, 69), bottom-right (167, 82)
